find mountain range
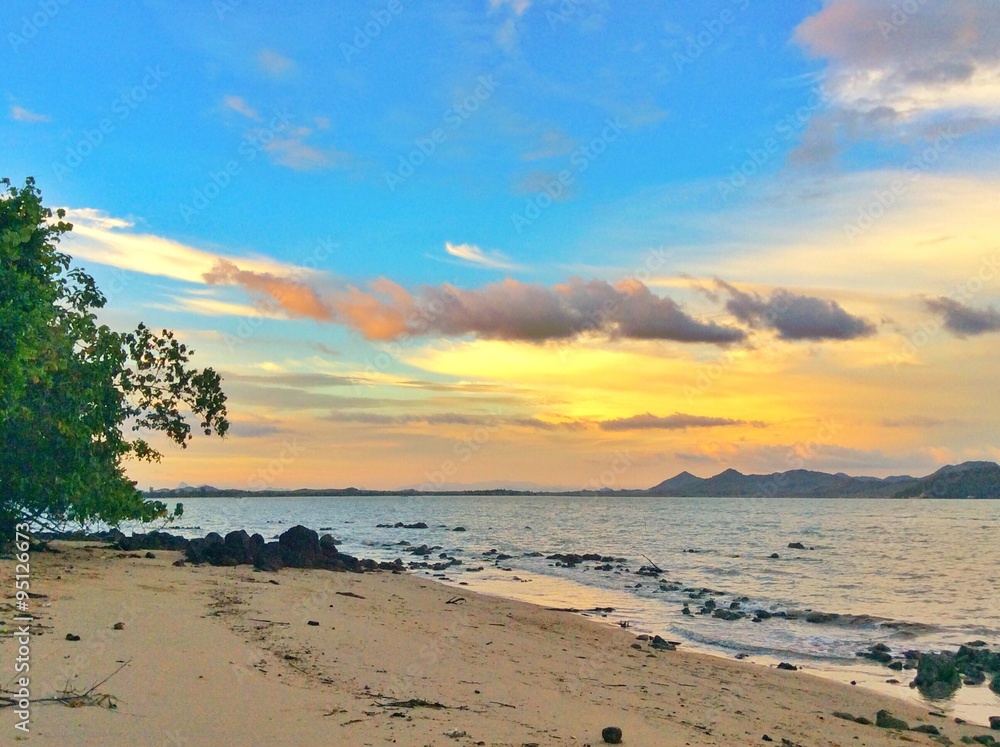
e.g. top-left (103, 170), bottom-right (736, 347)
top-left (148, 461), bottom-right (1000, 499)
top-left (649, 461), bottom-right (1000, 499)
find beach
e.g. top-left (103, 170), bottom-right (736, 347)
top-left (4, 541), bottom-right (995, 746)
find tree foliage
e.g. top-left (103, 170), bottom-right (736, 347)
top-left (1, 177), bottom-right (228, 537)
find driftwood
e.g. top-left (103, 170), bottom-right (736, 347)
top-left (335, 591), bottom-right (365, 599)
top-left (1, 659), bottom-right (131, 710)
top-left (641, 554), bottom-right (663, 573)
top-left (378, 698), bottom-right (450, 709)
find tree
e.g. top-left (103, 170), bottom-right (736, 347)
top-left (1, 177), bottom-right (228, 539)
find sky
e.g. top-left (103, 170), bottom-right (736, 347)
top-left (3, 0), bottom-right (1000, 490)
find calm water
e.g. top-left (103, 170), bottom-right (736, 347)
top-left (158, 495), bottom-right (1000, 722)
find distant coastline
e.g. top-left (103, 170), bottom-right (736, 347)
top-left (147, 460), bottom-right (1000, 500)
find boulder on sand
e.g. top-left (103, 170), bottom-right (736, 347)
top-left (279, 525), bottom-right (322, 568)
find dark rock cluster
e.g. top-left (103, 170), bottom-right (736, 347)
top-left (113, 526), bottom-right (403, 573)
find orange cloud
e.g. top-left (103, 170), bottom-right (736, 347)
top-left (204, 260), bottom-right (334, 320)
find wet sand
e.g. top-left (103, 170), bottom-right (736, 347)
top-left (2, 542), bottom-right (995, 746)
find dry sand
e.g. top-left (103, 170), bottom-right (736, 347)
top-left (2, 542), bottom-right (996, 746)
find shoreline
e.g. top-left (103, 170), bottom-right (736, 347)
top-left (3, 541), bottom-right (998, 745)
top-left (418, 564), bottom-right (1000, 727)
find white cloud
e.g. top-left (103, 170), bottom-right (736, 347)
top-left (490, 0), bottom-right (531, 15)
top-left (222, 95), bottom-right (261, 121)
top-left (258, 49), bottom-right (296, 77)
top-left (796, 0), bottom-right (1000, 121)
top-left (445, 242), bottom-right (520, 270)
top-left (60, 208), bottom-right (320, 285)
top-left (10, 105), bottom-right (51, 123)
top-left (264, 136), bottom-right (352, 171)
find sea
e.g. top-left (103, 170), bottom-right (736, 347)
top-left (155, 494), bottom-right (1000, 724)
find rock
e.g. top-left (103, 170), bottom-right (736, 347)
top-left (993, 674), bottom-right (1000, 695)
top-left (118, 531), bottom-right (189, 552)
top-left (172, 559), bottom-right (186, 567)
top-left (854, 716), bottom-right (872, 725)
top-left (145, 551), bottom-right (156, 559)
top-left (224, 530), bottom-right (254, 564)
top-left (912, 724), bottom-right (941, 735)
top-left (769, 553), bottom-right (780, 559)
top-left (319, 534), bottom-right (339, 558)
top-left (888, 661), bottom-right (904, 671)
top-left (964, 669), bottom-right (986, 685)
top-left (630, 643), bottom-right (643, 650)
top-left (875, 710), bottom-right (909, 730)
top-left (65, 633), bottom-right (80, 641)
top-left (787, 542), bottom-right (806, 549)
top-left (453, 527), bottom-right (467, 532)
top-left (913, 652), bottom-right (963, 699)
top-left (712, 608), bottom-right (745, 621)
top-left (806, 611), bottom-right (839, 624)
top-left (307, 620), bottom-right (319, 626)
top-left (650, 635), bottom-right (676, 651)
top-left (113, 622), bottom-right (125, 630)
top-left (601, 726), bottom-right (623, 744)
top-left (776, 662), bottom-right (797, 671)
top-left (991, 716), bottom-right (1000, 730)
top-left (253, 542), bottom-right (285, 572)
top-left (832, 711), bottom-right (856, 721)
top-left (279, 525), bottom-right (322, 568)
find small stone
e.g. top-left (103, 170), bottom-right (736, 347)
top-left (65, 633), bottom-right (81, 641)
top-left (601, 726), bottom-right (623, 744)
top-left (630, 643), bottom-right (643, 650)
top-left (145, 551), bottom-right (156, 559)
top-left (172, 559), bottom-right (186, 567)
top-left (832, 712), bottom-right (856, 722)
top-left (307, 620), bottom-right (320, 626)
top-left (875, 710), bottom-right (909, 730)
top-left (777, 662), bottom-right (798, 671)
top-left (113, 622), bottom-right (125, 630)
top-left (787, 542), bottom-right (806, 549)
top-left (854, 717), bottom-right (873, 725)
top-left (650, 635), bottom-right (676, 651)
top-left (769, 553), bottom-right (780, 559)
top-left (762, 736), bottom-right (773, 742)
top-left (912, 724), bottom-right (941, 735)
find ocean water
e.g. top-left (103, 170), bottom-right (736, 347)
top-left (159, 494), bottom-right (1000, 722)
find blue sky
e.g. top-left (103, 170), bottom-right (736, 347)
top-left (4, 0), bottom-right (1000, 489)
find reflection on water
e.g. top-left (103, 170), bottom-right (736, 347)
top-left (154, 495), bottom-right (1000, 724)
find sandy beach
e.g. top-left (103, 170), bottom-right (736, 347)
top-left (3, 541), bottom-right (996, 746)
